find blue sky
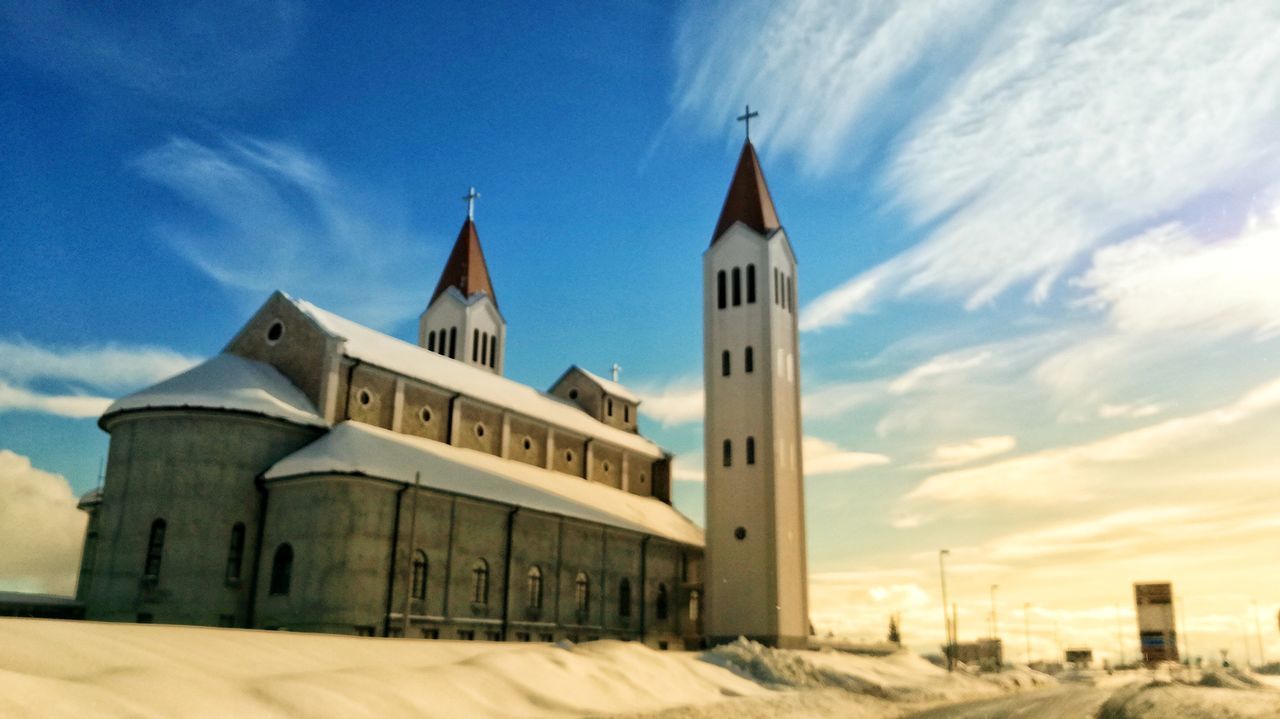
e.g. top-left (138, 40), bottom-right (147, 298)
top-left (4, 0), bottom-right (1280, 663)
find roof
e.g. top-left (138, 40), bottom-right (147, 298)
top-left (711, 140), bottom-right (780, 244)
top-left (266, 422), bottom-right (702, 546)
top-left (289, 296), bottom-right (664, 459)
top-left (561, 366), bottom-right (642, 404)
top-left (77, 488), bottom-right (103, 510)
top-left (430, 218), bottom-right (498, 309)
top-left (102, 353), bottom-right (326, 428)
top-left (0, 591), bottom-right (82, 608)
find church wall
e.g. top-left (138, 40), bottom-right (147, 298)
top-left (224, 293), bottom-right (331, 410)
top-left (549, 430), bottom-right (587, 477)
top-left (455, 399), bottom-right (503, 456)
top-left (391, 487), bottom-right (454, 623)
top-left (624, 454), bottom-right (651, 497)
top-left (85, 411), bottom-right (321, 626)
top-left (345, 364), bottom-right (396, 429)
top-left (442, 497), bottom-right (511, 637)
top-left (400, 382), bottom-right (451, 443)
top-left (601, 528), bottom-right (642, 636)
top-left (642, 539), bottom-right (686, 648)
top-left (505, 415), bottom-right (548, 468)
top-left (556, 519), bottom-right (606, 637)
top-left (255, 475), bottom-right (400, 634)
top-left (550, 374), bottom-right (603, 421)
top-left (505, 511), bottom-right (561, 637)
top-left (588, 442), bottom-right (623, 489)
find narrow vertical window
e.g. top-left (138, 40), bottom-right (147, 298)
top-left (717, 270), bottom-right (727, 309)
top-left (472, 329), bottom-right (480, 361)
top-left (449, 327), bottom-right (458, 358)
top-left (618, 578), bottom-right (632, 618)
top-left (745, 346), bottom-right (754, 373)
top-left (269, 543), bottom-right (293, 596)
top-left (624, 405), bottom-right (630, 423)
top-left (143, 518), bottom-right (166, 580)
top-left (575, 572), bottom-right (590, 614)
top-left (527, 566), bottom-right (543, 609)
top-left (489, 336), bottom-right (498, 368)
top-left (411, 550), bottom-right (428, 600)
top-left (721, 350), bottom-right (730, 377)
top-left (689, 590), bottom-right (700, 623)
top-left (428, 331), bottom-right (436, 352)
top-left (656, 583), bottom-right (669, 620)
top-left (732, 267), bottom-right (742, 306)
top-left (481, 332), bottom-right (489, 366)
top-left (471, 559), bottom-right (489, 604)
top-left (774, 268), bottom-right (781, 305)
top-left (607, 398), bottom-right (614, 416)
top-left (723, 439), bottom-right (732, 467)
top-left (225, 522), bottom-right (245, 583)
top-left (746, 264), bottom-right (756, 303)
top-left (788, 275), bottom-right (796, 312)
top-left (780, 275), bottom-right (788, 310)
top-left (746, 437), bottom-right (756, 465)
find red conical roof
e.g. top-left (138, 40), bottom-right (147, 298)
top-left (430, 218), bottom-right (498, 309)
top-left (711, 140), bottom-right (780, 244)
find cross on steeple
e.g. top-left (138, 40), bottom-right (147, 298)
top-left (463, 186), bottom-right (480, 220)
top-left (611, 363), bottom-right (621, 383)
top-left (737, 105), bottom-right (759, 141)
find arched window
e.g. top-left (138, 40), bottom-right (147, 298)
top-left (745, 346), bottom-right (754, 373)
top-left (225, 522), bottom-right (245, 583)
top-left (746, 437), bottom-right (756, 465)
top-left (428, 331), bottom-right (436, 352)
top-left (746, 264), bottom-right (756, 303)
top-left (575, 572), bottom-right (590, 614)
top-left (411, 550), bottom-right (428, 600)
top-left (656, 583), bottom-right (669, 620)
top-left (143, 518), bottom-right (166, 579)
top-left (721, 350), bottom-right (730, 377)
top-left (722, 439), bottom-right (732, 467)
top-left (717, 270), bottom-right (727, 309)
top-left (471, 559), bottom-right (489, 604)
top-left (449, 327), bottom-right (458, 358)
top-left (732, 267), bottom-right (742, 306)
top-left (607, 398), bottom-right (614, 416)
top-left (489, 336), bottom-right (498, 367)
top-left (481, 332), bottom-right (489, 366)
top-left (472, 329), bottom-right (480, 362)
top-left (269, 543), bottom-right (293, 596)
top-left (527, 566), bottom-right (543, 609)
top-left (689, 590), bottom-right (700, 623)
top-left (618, 578), bottom-right (632, 618)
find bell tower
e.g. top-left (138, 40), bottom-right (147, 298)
top-left (702, 123), bottom-right (809, 648)
top-left (419, 187), bottom-right (506, 374)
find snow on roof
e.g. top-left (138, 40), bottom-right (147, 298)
top-left (102, 353), bottom-right (325, 428)
top-left (288, 296), bottom-right (662, 459)
top-left (570, 366), bottom-right (642, 404)
top-left (266, 421), bottom-right (702, 547)
top-left (77, 488), bottom-right (103, 509)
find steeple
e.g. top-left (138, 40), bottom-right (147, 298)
top-left (711, 140), bottom-right (780, 244)
top-left (430, 217), bottom-right (499, 309)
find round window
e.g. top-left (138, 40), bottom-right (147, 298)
top-left (640, 474), bottom-right (646, 484)
top-left (522, 437), bottom-right (532, 451)
top-left (420, 407), bottom-right (432, 424)
top-left (568, 388), bottom-right (579, 400)
top-left (266, 320), bottom-right (284, 344)
top-left (602, 462), bottom-right (610, 473)
top-left (357, 389), bottom-right (372, 406)
top-left (734, 527), bottom-right (747, 541)
top-left (564, 450), bottom-right (574, 463)
top-left (475, 423), bottom-right (486, 438)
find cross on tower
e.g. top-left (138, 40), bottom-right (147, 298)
top-left (463, 186), bottom-right (480, 220)
top-left (611, 363), bottom-right (621, 383)
top-left (737, 105), bottom-right (759, 141)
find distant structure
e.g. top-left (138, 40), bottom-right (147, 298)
top-left (702, 128), bottom-right (809, 648)
top-left (954, 638), bottom-right (1003, 672)
top-left (1135, 582), bottom-right (1179, 664)
top-left (1065, 647), bottom-right (1094, 668)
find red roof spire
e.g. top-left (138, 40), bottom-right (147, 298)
top-left (430, 217), bottom-right (498, 309)
top-left (711, 139), bottom-right (780, 244)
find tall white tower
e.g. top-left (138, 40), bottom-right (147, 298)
top-left (419, 196), bottom-right (505, 375)
top-left (703, 138), bottom-right (809, 648)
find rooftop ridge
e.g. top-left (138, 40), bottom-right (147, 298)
top-left (711, 140), bottom-right (780, 244)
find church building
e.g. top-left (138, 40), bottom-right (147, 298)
top-left (75, 130), bottom-right (808, 649)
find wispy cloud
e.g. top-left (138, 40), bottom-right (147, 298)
top-left (921, 435), bottom-right (1016, 468)
top-left (0, 450), bottom-right (86, 594)
top-left (135, 135), bottom-right (433, 329)
top-left (671, 1), bottom-right (1280, 330)
top-left (636, 378), bottom-right (703, 427)
top-left (803, 437), bottom-right (889, 476)
top-left (888, 351), bottom-right (991, 395)
top-left (0, 381), bottom-right (110, 419)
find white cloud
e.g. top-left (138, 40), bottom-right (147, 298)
top-left (0, 338), bottom-right (197, 389)
top-left (923, 435), bottom-right (1016, 468)
top-left (888, 351), bottom-right (991, 395)
top-left (0, 450), bottom-right (87, 595)
top-left (135, 135), bottom-right (433, 329)
top-left (803, 436), bottom-right (889, 476)
top-left (636, 379), bottom-right (703, 427)
top-left (906, 374), bottom-right (1280, 505)
top-left (1097, 402), bottom-right (1162, 420)
top-left (671, 452), bottom-right (704, 483)
top-left (0, 381), bottom-right (111, 419)
top-left (671, 0), bottom-right (1280, 330)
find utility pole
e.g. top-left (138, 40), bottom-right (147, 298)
top-left (990, 584), bottom-right (1000, 639)
top-left (401, 471), bottom-right (421, 638)
top-left (1115, 604), bottom-right (1126, 667)
top-left (939, 550), bottom-right (952, 671)
top-left (1177, 597), bottom-right (1189, 665)
top-left (1024, 602), bottom-right (1032, 665)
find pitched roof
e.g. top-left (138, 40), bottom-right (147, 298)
top-left (711, 140), bottom-right (781, 244)
top-left (266, 422), bottom-right (703, 546)
top-left (558, 366), bottom-right (642, 404)
top-left (430, 218), bottom-right (499, 309)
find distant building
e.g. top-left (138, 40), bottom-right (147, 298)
top-left (1135, 582), bottom-right (1179, 664)
top-left (954, 637), bottom-right (1003, 671)
top-left (1065, 648), bottom-right (1093, 668)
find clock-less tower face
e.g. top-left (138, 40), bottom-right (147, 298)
top-left (702, 141), bottom-right (809, 649)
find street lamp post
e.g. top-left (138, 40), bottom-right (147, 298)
top-left (939, 550), bottom-right (952, 671)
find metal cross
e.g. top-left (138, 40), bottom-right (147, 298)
top-left (737, 105), bottom-right (759, 141)
top-left (463, 186), bottom-right (480, 220)
top-left (611, 363), bottom-right (621, 383)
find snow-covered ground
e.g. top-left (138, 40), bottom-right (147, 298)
top-left (0, 619), bottom-right (1052, 718)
